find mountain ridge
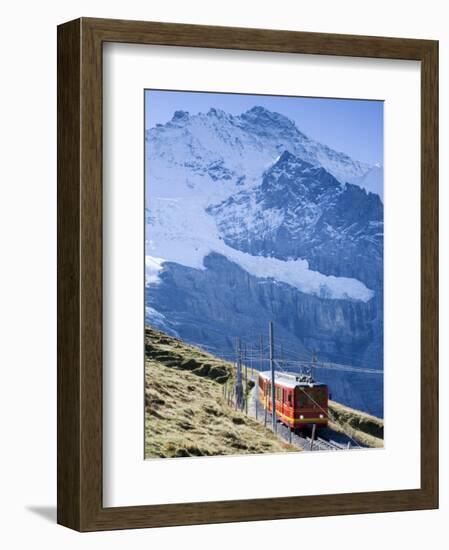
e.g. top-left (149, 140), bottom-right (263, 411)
top-left (146, 105), bottom-right (383, 200)
top-left (208, 149), bottom-right (383, 289)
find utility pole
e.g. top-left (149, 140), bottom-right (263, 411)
top-left (256, 334), bottom-right (263, 422)
top-left (255, 383), bottom-right (259, 420)
top-left (245, 343), bottom-right (249, 414)
top-left (235, 337), bottom-right (244, 410)
top-left (312, 350), bottom-right (317, 381)
top-left (310, 423), bottom-right (316, 451)
top-left (264, 393), bottom-right (268, 426)
top-left (249, 343), bottom-right (253, 378)
top-left (269, 321), bottom-right (276, 432)
top-left (280, 343), bottom-right (284, 370)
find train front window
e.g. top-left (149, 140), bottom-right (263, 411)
top-left (315, 389), bottom-right (327, 407)
top-left (298, 392), bottom-right (308, 407)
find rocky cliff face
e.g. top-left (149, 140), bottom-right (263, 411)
top-left (145, 104), bottom-right (384, 417)
top-left (208, 151), bottom-right (383, 290)
top-left (147, 253), bottom-right (378, 355)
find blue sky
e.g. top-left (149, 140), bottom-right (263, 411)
top-left (145, 90), bottom-right (384, 165)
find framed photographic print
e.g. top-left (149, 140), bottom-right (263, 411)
top-left (57, 17), bottom-right (438, 531)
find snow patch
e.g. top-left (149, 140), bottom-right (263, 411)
top-left (146, 197), bottom-right (374, 302)
top-left (145, 306), bottom-right (180, 338)
top-left (145, 255), bottom-right (164, 285)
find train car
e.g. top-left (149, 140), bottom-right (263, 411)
top-left (258, 371), bottom-right (329, 430)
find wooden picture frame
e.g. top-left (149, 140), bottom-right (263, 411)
top-left (57, 17), bottom-right (438, 531)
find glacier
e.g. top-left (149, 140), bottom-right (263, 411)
top-left (145, 197), bottom-right (373, 302)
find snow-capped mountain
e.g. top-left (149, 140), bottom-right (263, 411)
top-left (208, 150), bottom-right (383, 290)
top-left (146, 106), bottom-right (382, 204)
top-left (145, 105), bottom-right (384, 417)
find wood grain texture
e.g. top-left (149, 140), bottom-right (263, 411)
top-left (57, 18), bottom-right (81, 531)
top-left (57, 17), bottom-right (439, 532)
top-left (420, 41), bottom-right (439, 504)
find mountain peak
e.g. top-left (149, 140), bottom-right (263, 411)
top-left (245, 105), bottom-right (272, 115)
top-left (241, 106), bottom-right (295, 129)
top-left (277, 149), bottom-right (299, 164)
top-left (207, 107), bottom-right (228, 119)
top-left (272, 150), bottom-right (313, 170)
top-left (171, 110), bottom-right (190, 122)
top-left (262, 150), bottom-right (342, 198)
top-left (148, 103), bottom-right (380, 199)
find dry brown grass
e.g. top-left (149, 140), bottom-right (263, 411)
top-left (329, 400), bottom-right (384, 448)
top-left (145, 327), bottom-right (297, 458)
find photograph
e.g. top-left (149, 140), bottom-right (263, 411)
top-left (144, 89), bottom-right (384, 459)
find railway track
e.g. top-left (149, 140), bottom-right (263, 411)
top-left (274, 421), bottom-right (353, 451)
top-left (279, 423), bottom-right (357, 452)
top-left (307, 435), bottom-right (346, 451)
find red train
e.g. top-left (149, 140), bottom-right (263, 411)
top-left (258, 371), bottom-right (329, 429)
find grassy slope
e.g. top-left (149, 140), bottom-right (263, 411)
top-left (145, 327), bottom-right (297, 458)
top-left (329, 401), bottom-right (384, 448)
